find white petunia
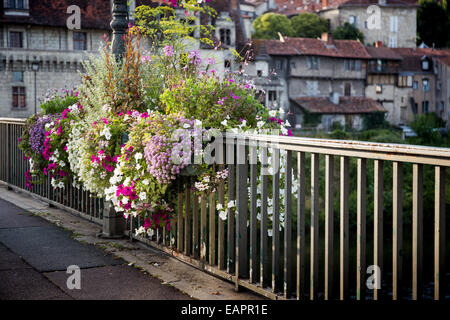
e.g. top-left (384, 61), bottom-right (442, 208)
top-left (139, 192), bottom-right (147, 201)
top-left (269, 110), bottom-right (277, 117)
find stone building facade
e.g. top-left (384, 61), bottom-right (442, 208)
top-left (319, 0), bottom-right (418, 48)
top-left (246, 34), bottom-right (385, 129)
top-left (0, 0), bottom-right (111, 118)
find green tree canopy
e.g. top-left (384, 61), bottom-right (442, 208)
top-left (290, 13), bottom-right (330, 38)
top-left (332, 22), bottom-right (365, 43)
top-left (417, 0), bottom-right (450, 48)
top-left (252, 13), bottom-right (293, 40)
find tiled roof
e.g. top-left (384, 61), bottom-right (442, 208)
top-left (291, 96), bottom-right (386, 114)
top-left (366, 47), bottom-right (402, 60)
top-left (253, 37), bottom-right (371, 59)
top-left (392, 48), bottom-right (450, 72)
top-left (436, 55), bottom-right (450, 68)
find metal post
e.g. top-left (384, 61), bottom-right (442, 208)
top-left (110, 0), bottom-right (128, 60)
top-left (98, 0), bottom-right (128, 239)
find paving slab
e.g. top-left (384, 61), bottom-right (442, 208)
top-left (44, 265), bottom-right (191, 300)
top-left (0, 243), bottom-right (31, 271)
top-left (0, 226), bottom-right (124, 272)
top-left (0, 268), bottom-right (72, 300)
top-left (0, 198), bottom-right (49, 229)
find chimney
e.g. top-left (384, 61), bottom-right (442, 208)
top-left (321, 32), bottom-right (333, 44)
top-left (330, 92), bottom-right (340, 105)
top-left (322, 0), bottom-right (329, 8)
top-left (375, 41), bottom-right (383, 48)
top-left (231, 0), bottom-right (239, 10)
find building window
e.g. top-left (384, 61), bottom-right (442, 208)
top-left (268, 90), bottom-right (277, 102)
top-left (388, 36), bottom-right (397, 48)
top-left (9, 31), bottom-right (23, 48)
top-left (345, 59), bottom-right (361, 71)
top-left (376, 84), bottom-right (382, 94)
top-left (275, 59), bottom-right (284, 70)
top-left (422, 78), bottom-right (430, 92)
top-left (401, 106), bottom-right (407, 122)
top-left (224, 59), bottom-right (231, 69)
top-left (306, 80), bottom-right (318, 96)
top-left (219, 29), bottom-right (231, 46)
top-left (413, 81), bottom-right (418, 90)
top-left (13, 71), bottom-right (23, 82)
top-left (349, 16), bottom-right (358, 27)
top-left (389, 16), bottom-right (398, 33)
top-left (422, 101), bottom-right (429, 113)
top-left (422, 59), bottom-right (429, 70)
top-left (407, 76), bottom-right (413, 87)
top-left (73, 31), bottom-right (87, 51)
top-left (7, 0), bottom-right (26, 9)
top-left (12, 86), bottom-right (26, 108)
top-left (306, 56), bottom-right (319, 70)
top-left (344, 83), bottom-right (351, 96)
top-left (257, 70), bottom-right (263, 77)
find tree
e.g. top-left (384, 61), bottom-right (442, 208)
top-left (290, 13), bottom-right (330, 38)
top-left (252, 13), bottom-right (293, 40)
top-left (417, 0), bottom-right (450, 48)
top-left (332, 22), bottom-right (364, 42)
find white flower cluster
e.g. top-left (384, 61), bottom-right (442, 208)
top-left (216, 200), bottom-right (236, 221)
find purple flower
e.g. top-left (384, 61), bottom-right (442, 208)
top-left (164, 45), bottom-right (174, 57)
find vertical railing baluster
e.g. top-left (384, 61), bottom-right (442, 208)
top-left (260, 147), bottom-right (269, 288)
top-left (184, 177), bottom-right (191, 256)
top-left (192, 193), bottom-right (199, 258)
top-left (340, 156), bottom-right (350, 300)
top-left (236, 141), bottom-right (248, 282)
top-left (272, 147), bottom-right (280, 293)
top-left (200, 193), bottom-right (207, 263)
top-left (249, 144), bottom-right (258, 283)
top-left (218, 175), bottom-right (226, 269)
top-left (209, 190), bottom-right (216, 265)
top-left (310, 153), bottom-right (319, 300)
top-left (374, 160), bottom-right (384, 300)
top-left (393, 161), bottom-right (403, 300)
top-left (412, 163), bottom-right (423, 300)
top-left (297, 151), bottom-right (306, 300)
top-left (177, 179), bottom-right (184, 253)
top-left (357, 158), bottom-right (367, 300)
top-left (227, 164), bottom-right (235, 274)
top-left (434, 166), bottom-right (446, 300)
top-left (284, 150), bottom-right (293, 298)
top-left (325, 154), bottom-right (334, 300)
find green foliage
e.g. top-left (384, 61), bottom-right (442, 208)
top-left (303, 112), bottom-right (322, 126)
top-left (290, 13), bottom-right (330, 39)
top-left (408, 113), bottom-right (447, 146)
top-left (362, 111), bottom-right (388, 130)
top-left (135, 3), bottom-right (215, 48)
top-left (40, 95), bottom-right (78, 115)
top-left (417, 0), bottom-right (450, 48)
top-left (160, 75), bottom-right (265, 128)
top-left (332, 22), bottom-right (365, 42)
top-left (252, 13), bottom-right (293, 39)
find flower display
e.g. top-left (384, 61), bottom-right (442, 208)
top-left (18, 8), bottom-right (295, 236)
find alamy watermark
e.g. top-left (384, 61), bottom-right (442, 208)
top-left (66, 265), bottom-right (81, 290)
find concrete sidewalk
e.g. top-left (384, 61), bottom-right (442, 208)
top-left (0, 185), bottom-right (261, 300)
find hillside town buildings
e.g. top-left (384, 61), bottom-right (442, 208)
top-left (1, 0), bottom-right (449, 130)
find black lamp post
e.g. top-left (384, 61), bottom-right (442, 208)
top-left (100, 0), bottom-right (129, 239)
top-left (110, 0), bottom-right (128, 61)
top-left (31, 60), bottom-right (39, 114)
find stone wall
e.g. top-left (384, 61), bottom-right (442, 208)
top-left (319, 6), bottom-right (417, 48)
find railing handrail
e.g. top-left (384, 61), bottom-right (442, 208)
top-left (0, 118), bottom-right (27, 125)
top-left (226, 132), bottom-right (450, 165)
top-left (3, 117), bottom-right (450, 164)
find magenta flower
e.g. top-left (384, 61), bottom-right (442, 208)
top-left (163, 45), bottom-right (174, 57)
